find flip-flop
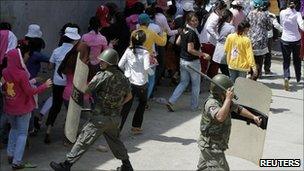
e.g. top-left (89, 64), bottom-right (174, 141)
top-left (24, 162), bottom-right (38, 168)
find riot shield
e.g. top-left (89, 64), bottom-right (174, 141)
top-left (65, 52), bottom-right (89, 143)
top-left (226, 77), bottom-right (272, 165)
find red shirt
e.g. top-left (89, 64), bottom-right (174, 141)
top-left (2, 49), bottom-right (47, 115)
top-left (126, 0), bottom-right (138, 8)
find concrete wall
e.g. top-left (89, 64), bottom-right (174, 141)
top-left (0, 0), bottom-right (124, 54)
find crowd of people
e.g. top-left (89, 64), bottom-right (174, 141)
top-left (0, 0), bottom-right (303, 170)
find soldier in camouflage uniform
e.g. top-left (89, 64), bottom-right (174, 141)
top-left (197, 74), bottom-right (262, 171)
top-left (50, 48), bottom-right (133, 171)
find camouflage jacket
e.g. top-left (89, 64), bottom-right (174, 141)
top-left (86, 66), bottom-right (131, 116)
top-left (198, 94), bottom-right (239, 151)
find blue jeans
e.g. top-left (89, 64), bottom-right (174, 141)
top-left (148, 73), bottom-right (155, 99)
top-left (169, 59), bottom-right (201, 110)
top-left (6, 113), bottom-right (31, 165)
top-left (229, 69), bottom-right (247, 82)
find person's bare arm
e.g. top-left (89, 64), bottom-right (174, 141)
top-left (214, 88), bottom-right (234, 122)
top-left (187, 42), bottom-right (204, 57)
top-left (239, 108), bottom-right (262, 126)
top-left (122, 92), bottom-right (133, 105)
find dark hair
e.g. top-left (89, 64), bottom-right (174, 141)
top-left (0, 22), bottom-right (12, 30)
top-left (166, 4), bottom-right (177, 16)
top-left (185, 12), bottom-right (198, 24)
top-left (25, 37), bottom-right (45, 52)
top-left (145, 7), bottom-right (156, 20)
top-left (17, 39), bottom-right (32, 57)
top-left (132, 2), bottom-right (145, 15)
top-left (105, 2), bottom-right (119, 16)
top-left (57, 42), bottom-right (79, 76)
top-left (217, 9), bottom-right (233, 33)
top-left (61, 36), bottom-right (75, 44)
top-left (130, 30), bottom-right (146, 54)
top-left (155, 7), bottom-right (164, 14)
top-left (288, 0), bottom-right (295, 8)
top-left (195, 0), bottom-right (206, 7)
top-left (288, 0), bottom-right (301, 10)
top-left (58, 23), bottom-right (80, 46)
top-left (214, 0), bottom-right (227, 13)
top-left (237, 20), bottom-right (250, 35)
top-left (59, 23), bottom-right (80, 36)
top-left (231, 4), bottom-right (243, 10)
top-left (88, 16), bottom-right (100, 34)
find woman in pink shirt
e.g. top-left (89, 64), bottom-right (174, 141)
top-left (125, 2), bottom-right (145, 31)
top-left (82, 16), bottom-right (113, 77)
top-left (58, 42), bottom-right (91, 109)
top-left (230, 0), bottom-right (246, 28)
top-left (2, 43), bottom-right (52, 169)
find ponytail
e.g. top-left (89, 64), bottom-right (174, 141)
top-left (237, 20), bottom-right (250, 35)
top-left (217, 9), bottom-right (233, 33)
top-left (130, 30), bottom-right (146, 55)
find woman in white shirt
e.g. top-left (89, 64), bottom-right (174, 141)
top-left (199, 0), bottom-right (227, 78)
top-left (118, 30), bottom-right (150, 134)
top-left (280, 0), bottom-right (304, 90)
top-left (44, 27), bottom-right (80, 144)
top-left (212, 9), bottom-right (235, 76)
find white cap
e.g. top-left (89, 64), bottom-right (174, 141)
top-left (25, 24), bottom-right (42, 38)
top-left (182, 2), bottom-right (194, 12)
top-left (64, 27), bottom-right (80, 40)
top-left (231, 0), bottom-right (243, 6)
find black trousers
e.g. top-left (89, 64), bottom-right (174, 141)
top-left (155, 46), bottom-right (166, 85)
top-left (252, 55), bottom-right (265, 81)
top-left (120, 83), bottom-right (147, 131)
top-left (281, 40), bottom-right (302, 82)
top-left (46, 84), bottom-right (65, 126)
top-left (264, 38), bottom-right (273, 73)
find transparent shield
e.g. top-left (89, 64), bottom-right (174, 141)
top-left (226, 77), bottom-right (272, 165)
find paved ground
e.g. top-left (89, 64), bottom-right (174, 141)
top-left (0, 58), bottom-right (303, 170)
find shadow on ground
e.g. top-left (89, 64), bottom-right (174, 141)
top-left (270, 107), bottom-right (290, 114)
top-left (0, 79), bottom-right (207, 170)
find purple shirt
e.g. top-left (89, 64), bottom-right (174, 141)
top-left (26, 51), bottom-right (49, 79)
top-left (230, 8), bottom-right (246, 28)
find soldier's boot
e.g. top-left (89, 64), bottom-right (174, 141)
top-left (117, 159), bottom-right (133, 171)
top-left (50, 161), bottom-right (72, 171)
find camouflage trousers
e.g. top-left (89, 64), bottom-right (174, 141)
top-left (66, 115), bottom-right (129, 163)
top-left (197, 147), bottom-right (229, 171)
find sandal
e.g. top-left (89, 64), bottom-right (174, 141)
top-left (131, 127), bottom-right (143, 135)
top-left (12, 162), bottom-right (37, 170)
top-left (145, 104), bottom-right (151, 111)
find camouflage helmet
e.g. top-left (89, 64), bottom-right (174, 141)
top-left (210, 74), bottom-right (234, 95)
top-left (98, 48), bottom-right (119, 65)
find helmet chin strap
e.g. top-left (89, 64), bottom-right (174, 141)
top-left (212, 92), bottom-right (226, 102)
